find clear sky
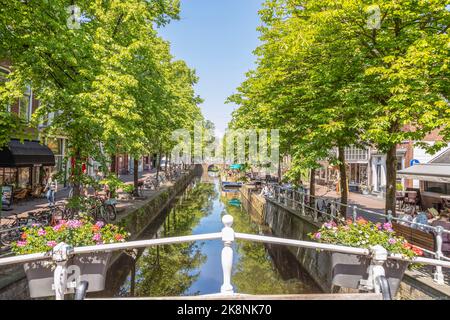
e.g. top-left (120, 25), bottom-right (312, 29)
top-left (157, 0), bottom-right (264, 136)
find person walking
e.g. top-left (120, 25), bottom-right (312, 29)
top-left (45, 174), bottom-right (58, 207)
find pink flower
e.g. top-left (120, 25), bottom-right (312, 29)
top-left (38, 229), bottom-right (46, 236)
top-left (314, 232), bottom-right (321, 239)
top-left (53, 224), bottom-right (63, 232)
top-left (383, 223), bottom-right (392, 231)
top-left (47, 241), bottom-right (57, 248)
top-left (67, 220), bottom-right (83, 229)
top-left (95, 221), bottom-right (105, 228)
top-left (376, 223), bottom-right (382, 230)
top-left (388, 238), bottom-right (397, 245)
top-left (92, 233), bottom-right (102, 242)
top-left (17, 241), bottom-right (27, 247)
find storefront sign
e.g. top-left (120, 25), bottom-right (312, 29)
top-left (410, 159), bottom-right (420, 166)
top-left (1, 185), bottom-right (13, 209)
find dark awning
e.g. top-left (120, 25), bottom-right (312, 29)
top-left (0, 140), bottom-right (55, 167)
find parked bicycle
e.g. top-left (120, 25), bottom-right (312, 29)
top-left (87, 196), bottom-right (117, 223)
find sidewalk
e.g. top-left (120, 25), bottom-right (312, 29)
top-left (315, 184), bottom-right (386, 213)
top-left (0, 169), bottom-right (161, 225)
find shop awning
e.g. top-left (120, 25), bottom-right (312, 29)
top-left (397, 164), bottom-right (450, 183)
top-left (0, 140), bottom-right (55, 167)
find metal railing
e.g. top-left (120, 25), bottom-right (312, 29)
top-left (0, 214), bottom-right (449, 300)
top-left (264, 184), bottom-right (450, 285)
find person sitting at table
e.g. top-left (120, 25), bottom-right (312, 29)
top-left (431, 212), bottom-right (450, 256)
top-left (397, 211), bottom-right (413, 226)
top-left (412, 210), bottom-right (434, 232)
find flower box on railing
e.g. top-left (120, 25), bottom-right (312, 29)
top-left (310, 218), bottom-right (423, 297)
top-left (11, 218), bottom-right (129, 298)
top-left (24, 252), bottom-right (111, 298)
top-left (331, 252), bottom-right (409, 297)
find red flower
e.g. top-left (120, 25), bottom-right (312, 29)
top-left (92, 225), bottom-right (101, 232)
top-left (114, 234), bottom-right (123, 241)
top-left (411, 246), bottom-right (423, 256)
top-left (21, 233), bottom-right (27, 240)
top-left (346, 219), bottom-right (353, 225)
top-left (403, 242), bottom-right (412, 250)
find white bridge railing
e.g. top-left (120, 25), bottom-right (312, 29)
top-left (265, 184), bottom-right (450, 285)
top-left (0, 215), bottom-right (449, 300)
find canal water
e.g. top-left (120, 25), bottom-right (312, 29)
top-left (96, 177), bottom-right (321, 298)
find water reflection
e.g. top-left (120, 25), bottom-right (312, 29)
top-left (96, 179), bottom-right (321, 298)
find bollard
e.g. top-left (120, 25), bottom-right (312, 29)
top-left (433, 226), bottom-right (444, 285)
top-left (221, 215), bottom-right (234, 294)
top-left (52, 242), bottom-right (74, 300)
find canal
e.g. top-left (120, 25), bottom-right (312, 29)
top-left (95, 177), bottom-right (321, 298)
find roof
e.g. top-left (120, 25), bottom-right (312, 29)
top-left (397, 164), bottom-right (450, 183)
top-left (430, 148), bottom-right (450, 164)
top-left (0, 140), bottom-right (55, 167)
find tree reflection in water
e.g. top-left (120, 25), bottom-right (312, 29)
top-left (114, 182), bottom-right (217, 297)
top-left (221, 193), bottom-right (322, 295)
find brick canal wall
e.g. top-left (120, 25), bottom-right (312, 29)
top-left (0, 165), bottom-right (202, 300)
top-left (239, 185), bottom-right (449, 300)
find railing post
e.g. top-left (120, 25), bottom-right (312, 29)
top-left (313, 198), bottom-right (318, 222)
top-left (292, 190), bottom-right (296, 210)
top-left (360, 245), bottom-right (387, 294)
top-left (330, 200), bottom-right (335, 222)
top-left (301, 192), bottom-right (305, 216)
top-left (352, 206), bottom-right (358, 222)
top-left (433, 226), bottom-right (444, 285)
top-left (52, 242), bottom-right (74, 300)
top-left (387, 210), bottom-right (393, 224)
top-left (221, 214), bottom-right (235, 294)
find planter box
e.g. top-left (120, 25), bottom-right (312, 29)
top-left (331, 252), bottom-right (409, 297)
top-left (24, 252), bottom-right (111, 298)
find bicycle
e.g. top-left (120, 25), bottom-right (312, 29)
top-left (0, 214), bottom-right (34, 246)
top-left (88, 196), bottom-right (117, 223)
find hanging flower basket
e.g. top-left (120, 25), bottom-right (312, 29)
top-left (310, 219), bottom-right (423, 297)
top-left (12, 218), bottom-right (129, 298)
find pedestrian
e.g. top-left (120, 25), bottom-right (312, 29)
top-left (44, 174), bottom-right (58, 207)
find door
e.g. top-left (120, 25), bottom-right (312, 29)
top-left (376, 164), bottom-right (382, 191)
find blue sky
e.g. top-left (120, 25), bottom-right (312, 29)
top-left (157, 0), bottom-right (264, 136)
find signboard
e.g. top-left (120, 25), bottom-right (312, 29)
top-left (1, 185), bottom-right (13, 209)
top-left (410, 159), bottom-right (420, 166)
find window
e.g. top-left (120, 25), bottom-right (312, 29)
top-left (424, 182), bottom-right (450, 195)
top-left (0, 168), bottom-right (18, 186)
top-left (344, 146), bottom-right (369, 161)
top-left (18, 86), bottom-right (32, 122)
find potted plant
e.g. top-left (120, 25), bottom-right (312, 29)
top-left (309, 218), bottom-right (423, 297)
top-left (11, 218), bottom-right (129, 298)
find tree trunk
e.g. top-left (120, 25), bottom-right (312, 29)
top-left (164, 152), bottom-right (168, 174)
top-left (338, 146), bottom-right (348, 217)
top-left (156, 153), bottom-right (160, 183)
top-left (72, 148), bottom-right (81, 200)
top-left (110, 154), bottom-right (116, 175)
top-left (309, 168), bottom-right (316, 197)
top-left (133, 158), bottom-right (139, 197)
top-left (385, 144), bottom-right (397, 215)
